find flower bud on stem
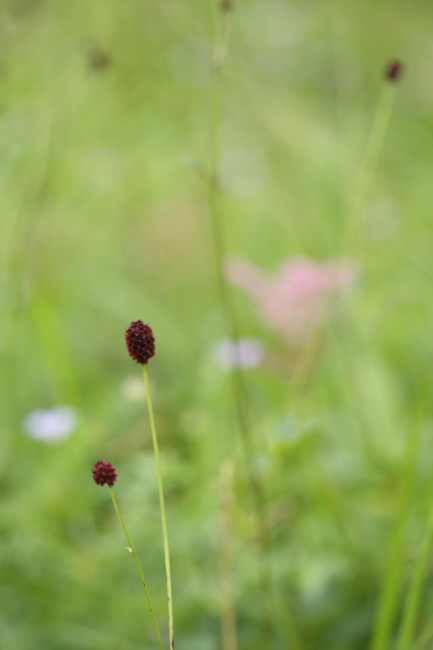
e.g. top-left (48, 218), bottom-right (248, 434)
top-left (92, 461), bottom-right (163, 649)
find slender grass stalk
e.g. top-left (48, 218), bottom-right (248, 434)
top-left (395, 512), bottom-right (433, 650)
top-left (108, 485), bottom-right (164, 650)
top-left (206, 5), bottom-right (275, 648)
top-left (205, 5), bottom-right (303, 648)
top-left (368, 422), bottom-right (421, 650)
top-left (219, 460), bottom-right (238, 650)
top-left (143, 364), bottom-right (174, 650)
top-left (342, 82), bottom-right (397, 252)
top-left (282, 74), bottom-right (401, 417)
top-left (207, 4), bottom-right (260, 485)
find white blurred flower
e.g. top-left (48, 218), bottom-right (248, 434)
top-left (23, 406), bottom-right (77, 442)
top-left (214, 338), bottom-right (264, 370)
top-left (120, 376), bottom-right (145, 402)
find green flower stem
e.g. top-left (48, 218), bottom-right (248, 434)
top-left (343, 83), bottom-right (397, 250)
top-left (219, 460), bottom-right (238, 650)
top-left (143, 364), bottom-right (174, 650)
top-left (206, 4), bottom-right (302, 648)
top-left (396, 512), bottom-right (433, 650)
top-left (108, 485), bottom-right (164, 650)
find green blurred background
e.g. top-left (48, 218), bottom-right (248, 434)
top-left (2, 0), bottom-right (433, 648)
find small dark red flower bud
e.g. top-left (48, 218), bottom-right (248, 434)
top-left (385, 59), bottom-right (404, 82)
top-left (220, 0), bottom-right (232, 11)
top-left (125, 320), bottom-right (155, 365)
top-left (92, 460), bottom-right (118, 487)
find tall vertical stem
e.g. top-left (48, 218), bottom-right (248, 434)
top-left (219, 460), bottom-right (238, 650)
top-left (341, 83), bottom-right (396, 252)
top-left (143, 365), bottom-right (174, 650)
top-left (206, 3), bottom-right (301, 648)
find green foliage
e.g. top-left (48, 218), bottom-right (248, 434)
top-left (1, 1), bottom-right (433, 649)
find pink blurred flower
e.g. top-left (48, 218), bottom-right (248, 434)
top-left (224, 256), bottom-right (356, 344)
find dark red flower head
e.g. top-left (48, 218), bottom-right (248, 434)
top-left (125, 320), bottom-right (155, 365)
top-left (385, 59), bottom-right (404, 82)
top-left (92, 460), bottom-right (118, 487)
top-left (220, 0), bottom-right (232, 11)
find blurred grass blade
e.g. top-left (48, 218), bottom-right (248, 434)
top-left (369, 424), bottom-right (421, 650)
top-left (219, 459), bottom-right (238, 650)
top-left (395, 512), bottom-right (433, 650)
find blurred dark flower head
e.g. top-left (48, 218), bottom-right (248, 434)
top-left (220, 0), bottom-right (232, 11)
top-left (385, 59), bottom-right (404, 82)
top-left (92, 460), bottom-right (118, 487)
top-left (85, 40), bottom-right (111, 71)
top-left (125, 320), bottom-right (155, 365)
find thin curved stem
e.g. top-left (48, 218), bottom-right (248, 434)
top-left (143, 364), bottom-right (174, 650)
top-left (108, 486), bottom-right (164, 650)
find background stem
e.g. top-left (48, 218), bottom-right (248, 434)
top-left (396, 512), bottom-right (433, 650)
